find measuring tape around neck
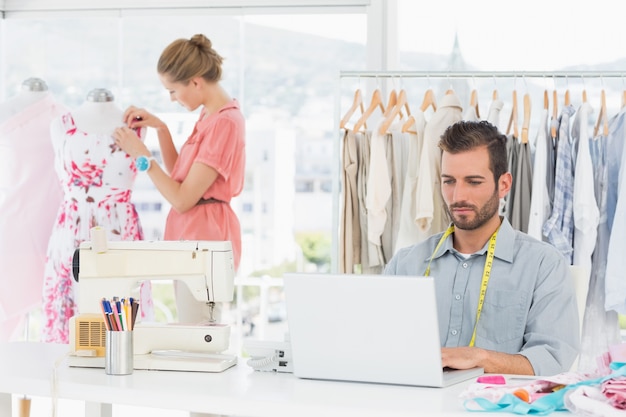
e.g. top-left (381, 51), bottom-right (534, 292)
top-left (424, 225), bottom-right (500, 347)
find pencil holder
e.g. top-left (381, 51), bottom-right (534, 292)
top-left (105, 331), bottom-right (133, 375)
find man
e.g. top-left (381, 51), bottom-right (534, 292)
top-left (384, 120), bottom-right (579, 376)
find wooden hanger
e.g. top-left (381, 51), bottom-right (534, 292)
top-left (384, 89), bottom-right (398, 118)
top-left (594, 89), bottom-right (609, 137)
top-left (521, 93), bottom-right (531, 144)
top-left (564, 89), bottom-right (571, 106)
top-left (352, 89), bottom-right (384, 133)
top-left (339, 89), bottom-right (364, 129)
top-left (470, 89), bottom-right (480, 118)
top-left (492, 89), bottom-right (499, 101)
top-left (543, 89), bottom-right (549, 110)
top-left (420, 88), bottom-right (437, 112)
top-left (506, 89), bottom-right (519, 138)
top-left (379, 89), bottom-right (407, 135)
top-left (401, 115), bottom-right (416, 134)
top-left (622, 89), bottom-right (626, 108)
top-left (582, 89), bottom-right (588, 104)
top-left (550, 89), bottom-right (558, 139)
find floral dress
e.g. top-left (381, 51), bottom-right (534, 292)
top-left (41, 112), bottom-right (153, 343)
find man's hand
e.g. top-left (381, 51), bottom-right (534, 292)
top-left (441, 347), bottom-right (534, 375)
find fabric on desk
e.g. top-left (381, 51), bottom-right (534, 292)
top-left (384, 217), bottom-right (579, 376)
top-left (565, 385), bottom-right (626, 417)
top-left (461, 371), bottom-right (586, 404)
top-left (464, 363), bottom-right (626, 415)
top-left (602, 376), bottom-right (626, 409)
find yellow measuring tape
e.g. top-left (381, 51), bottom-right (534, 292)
top-left (424, 225), bottom-right (499, 347)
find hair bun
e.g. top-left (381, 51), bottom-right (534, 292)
top-left (190, 34), bottom-right (212, 51)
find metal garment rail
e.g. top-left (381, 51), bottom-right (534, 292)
top-left (339, 70), bottom-right (626, 79)
top-left (330, 69), bottom-right (625, 272)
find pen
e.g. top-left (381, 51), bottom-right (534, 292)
top-left (100, 298), bottom-right (112, 331)
top-left (111, 300), bottom-right (123, 331)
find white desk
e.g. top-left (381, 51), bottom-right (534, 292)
top-left (0, 342), bottom-right (511, 417)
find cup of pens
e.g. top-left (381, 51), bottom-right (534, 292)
top-left (102, 297), bottom-right (139, 375)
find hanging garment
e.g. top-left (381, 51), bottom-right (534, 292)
top-left (579, 127), bottom-right (620, 372)
top-left (388, 129), bottom-right (410, 256)
top-left (603, 107), bottom-right (626, 314)
top-left (414, 92), bottom-right (463, 235)
top-left (395, 110), bottom-right (428, 252)
top-left (543, 104), bottom-right (576, 263)
top-left (463, 103), bottom-right (480, 122)
top-left (528, 107), bottom-right (550, 241)
top-left (355, 130), bottom-right (382, 273)
top-left (547, 115), bottom-right (559, 207)
top-left (365, 119), bottom-right (392, 267)
top-left (339, 128), bottom-right (360, 273)
top-left (41, 112), bottom-right (153, 343)
top-left (0, 93), bottom-right (66, 334)
top-left (486, 97), bottom-right (505, 129)
top-left (503, 134), bottom-right (519, 221)
top-left (605, 109), bottom-right (626, 234)
top-left (571, 101), bottom-right (599, 273)
top-left (509, 140), bottom-right (533, 233)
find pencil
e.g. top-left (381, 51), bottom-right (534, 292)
top-left (100, 298), bottom-right (111, 331)
top-left (131, 299), bottom-right (140, 330)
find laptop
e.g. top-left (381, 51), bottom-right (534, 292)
top-left (283, 273), bottom-right (483, 388)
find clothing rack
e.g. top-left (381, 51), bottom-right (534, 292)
top-left (331, 69), bottom-right (625, 272)
top-left (339, 70), bottom-right (626, 79)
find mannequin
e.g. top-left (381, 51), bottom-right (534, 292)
top-left (42, 88), bottom-right (153, 344)
top-left (0, 77), bottom-right (50, 123)
top-left (0, 77), bottom-right (66, 342)
top-left (71, 88), bottom-right (125, 135)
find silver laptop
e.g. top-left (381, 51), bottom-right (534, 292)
top-left (283, 273), bottom-right (483, 388)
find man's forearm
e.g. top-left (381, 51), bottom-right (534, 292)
top-left (481, 349), bottom-right (535, 375)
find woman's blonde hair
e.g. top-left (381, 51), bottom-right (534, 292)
top-left (157, 34), bottom-right (224, 84)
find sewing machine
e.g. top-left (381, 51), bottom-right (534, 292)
top-left (67, 239), bottom-right (238, 372)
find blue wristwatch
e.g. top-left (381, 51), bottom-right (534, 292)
top-left (135, 155), bottom-right (156, 172)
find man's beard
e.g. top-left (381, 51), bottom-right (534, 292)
top-left (445, 189), bottom-right (500, 231)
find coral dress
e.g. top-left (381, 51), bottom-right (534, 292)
top-left (41, 113), bottom-right (153, 343)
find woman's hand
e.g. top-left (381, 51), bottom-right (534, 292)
top-left (112, 126), bottom-right (149, 159)
top-left (122, 105), bottom-right (167, 131)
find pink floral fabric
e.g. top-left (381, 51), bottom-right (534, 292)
top-left (41, 113), bottom-right (153, 343)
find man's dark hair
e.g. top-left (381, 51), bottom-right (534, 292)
top-left (438, 120), bottom-right (508, 184)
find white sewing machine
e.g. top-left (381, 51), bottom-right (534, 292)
top-left (67, 239), bottom-right (238, 372)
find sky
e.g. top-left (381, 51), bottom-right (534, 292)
top-left (245, 0), bottom-right (625, 71)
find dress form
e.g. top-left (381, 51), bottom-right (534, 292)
top-left (0, 77), bottom-right (66, 342)
top-left (42, 88), bottom-right (153, 343)
top-left (0, 77), bottom-right (50, 124)
top-left (71, 88), bottom-right (124, 135)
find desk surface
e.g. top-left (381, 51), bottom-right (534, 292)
top-left (0, 342), bottom-right (508, 416)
